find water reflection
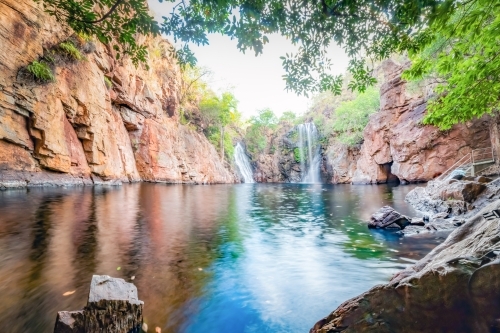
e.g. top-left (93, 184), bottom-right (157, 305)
top-left (0, 183), bottom-right (441, 333)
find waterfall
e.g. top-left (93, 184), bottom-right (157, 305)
top-left (297, 123), bottom-right (321, 183)
top-left (234, 143), bottom-right (255, 183)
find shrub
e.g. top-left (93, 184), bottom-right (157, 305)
top-left (26, 61), bottom-right (54, 82)
top-left (332, 86), bottom-right (380, 146)
top-left (293, 147), bottom-right (301, 163)
top-left (244, 108), bottom-right (278, 157)
top-left (58, 41), bottom-right (84, 60)
top-left (206, 126), bottom-right (235, 160)
top-left (245, 123), bottom-right (267, 156)
top-left (179, 109), bottom-right (189, 125)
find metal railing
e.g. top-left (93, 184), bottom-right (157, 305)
top-left (472, 147), bottom-right (495, 164)
top-left (435, 153), bottom-right (472, 182)
top-left (435, 146), bottom-right (496, 182)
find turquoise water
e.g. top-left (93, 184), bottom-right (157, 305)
top-left (0, 183), bottom-right (443, 332)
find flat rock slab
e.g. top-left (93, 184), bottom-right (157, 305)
top-left (439, 181), bottom-right (486, 203)
top-left (54, 275), bottom-right (143, 333)
top-left (89, 275), bottom-right (142, 305)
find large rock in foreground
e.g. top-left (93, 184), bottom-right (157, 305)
top-left (54, 275), bottom-right (143, 333)
top-left (311, 200), bottom-right (500, 333)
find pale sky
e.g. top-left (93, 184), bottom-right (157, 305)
top-left (148, 1), bottom-right (350, 118)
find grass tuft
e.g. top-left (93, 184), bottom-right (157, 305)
top-left (58, 41), bottom-right (84, 60)
top-left (104, 76), bottom-right (113, 89)
top-left (26, 61), bottom-right (54, 82)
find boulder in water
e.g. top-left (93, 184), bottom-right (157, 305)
top-left (368, 206), bottom-right (411, 230)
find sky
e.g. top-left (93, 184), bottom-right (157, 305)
top-left (148, 1), bottom-right (350, 119)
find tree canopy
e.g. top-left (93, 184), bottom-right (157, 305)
top-left (332, 86), bottom-right (380, 145)
top-left (403, 0), bottom-right (500, 129)
top-left (38, 0), bottom-right (500, 129)
top-left (39, 0), bottom-right (445, 90)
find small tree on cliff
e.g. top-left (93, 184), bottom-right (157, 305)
top-left (199, 91), bottom-right (238, 159)
top-left (245, 108), bottom-right (278, 157)
top-left (218, 92), bottom-right (238, 159)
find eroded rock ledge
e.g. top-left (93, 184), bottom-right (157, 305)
top-left (0, 0), bottom-right (236, 188)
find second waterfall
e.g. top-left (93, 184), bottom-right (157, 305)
top-left (297, 123), bottom-right (321, 184)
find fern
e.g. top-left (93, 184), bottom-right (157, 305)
top-left (58, 41), bottom-right (84, 60)
top-left (26, 61), bottom-right (54, 82)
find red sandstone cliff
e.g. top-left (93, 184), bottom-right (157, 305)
top-left (0, 0), bottom-right (236, 187)
top-left (351, 60), bottom-right (494, 184)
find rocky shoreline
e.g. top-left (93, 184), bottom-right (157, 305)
top-left (311, 175), bottom-right (500, 332)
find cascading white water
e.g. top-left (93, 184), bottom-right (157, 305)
top-left (297, 123), bottom-right (321, 183)
top-left (234, 142), bottom-right (255, 183)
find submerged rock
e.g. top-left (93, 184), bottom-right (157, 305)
top-left (54, 275), bottom-right (143, 333)
top-left (368, 206), bottom-right (411, 229)
top-left (311, 200), bottom-right (500, 333)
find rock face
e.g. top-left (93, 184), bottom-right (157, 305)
top-left (253, 152), bottom-right (287, 183)
top-left (322, 143), bottom-right (361, 184)
top-left (253, 124), bottom-right (305, 183)
top-left (351, 60), bottom-right (492, 184)
top-left (54, 275), bottom-right (143, 333)
top-left (311, 200), bottom-right (500, 333)
top-left (0, 0), bottom-right (235, 187)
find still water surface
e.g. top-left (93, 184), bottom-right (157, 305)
top-left (0, 183), bottom-right (444, 333)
